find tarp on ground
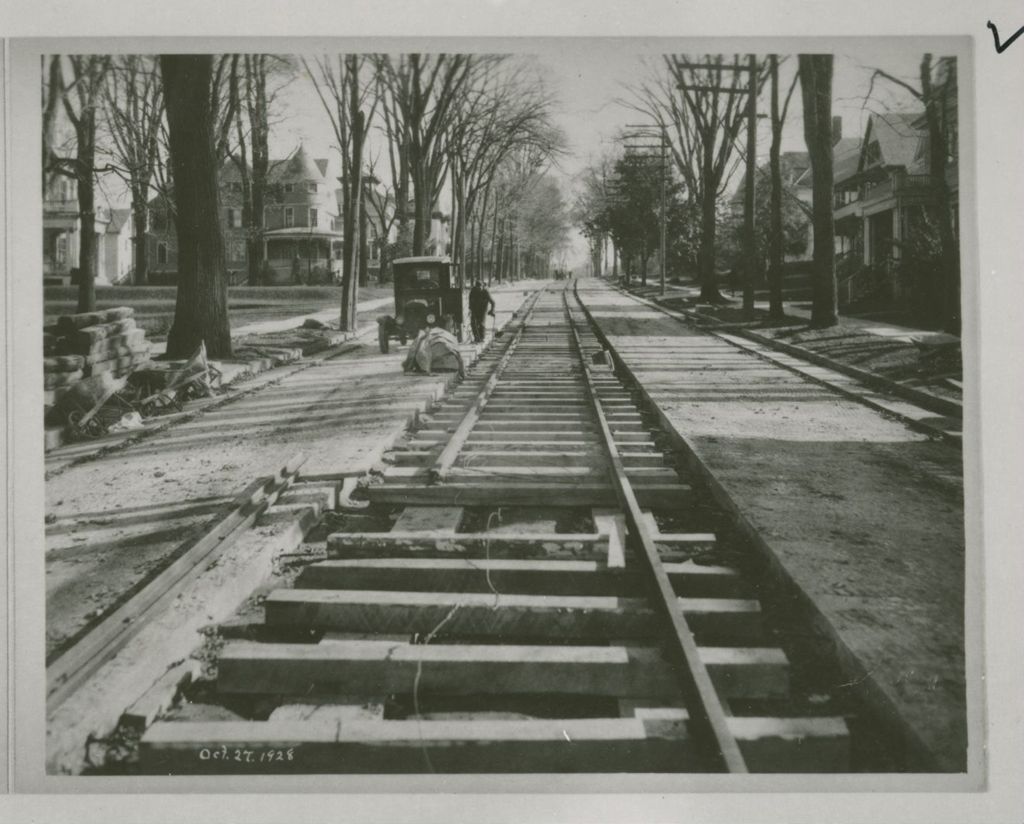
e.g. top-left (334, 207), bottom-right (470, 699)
top-left (403, 327), bottom-right (464, 376)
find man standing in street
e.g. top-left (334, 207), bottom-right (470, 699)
top-left (469, 280), bottom-right (495, 343)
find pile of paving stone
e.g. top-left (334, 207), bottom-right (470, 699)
top-left (43, 306), bottom-right (152, 412)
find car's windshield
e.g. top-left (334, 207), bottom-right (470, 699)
top-left (403, 268), bottom-right (442, 288)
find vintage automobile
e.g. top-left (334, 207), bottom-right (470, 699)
top-left (377, 256), bottom-right (465, 353)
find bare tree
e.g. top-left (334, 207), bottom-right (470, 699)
top-left (102, 55), bottom-right (164, 285)
top-left (160, 54), bottom-right (232, 358)
top-left (47, 55), bottom-right (112, 312)
top-left (799, 53), bottom-right (837, 328)
top-left (447, 60), bottom-right (563, 284)
top-left (377, 55), bottom-right (481, 255)
top-left (767, 55), bottom-right (801, 319)
top-left (629, 56), bottom-right (750, 301)
top-left (305, 54), bottom-right (378, 330)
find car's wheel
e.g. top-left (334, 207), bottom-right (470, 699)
top-left (378, 326), bottom-right (390, 354)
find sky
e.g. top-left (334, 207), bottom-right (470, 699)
top-left (92, 40), bottom-right (933, 268)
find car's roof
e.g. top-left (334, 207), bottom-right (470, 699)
top-left (393, 256), bottom-right (452, 265)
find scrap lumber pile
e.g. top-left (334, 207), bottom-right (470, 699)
top-left (43, 306), bottom-right (152, 414)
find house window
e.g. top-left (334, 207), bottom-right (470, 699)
top-left (157, 242), bottom-right (168, 264)
top-left (307, 182), bottom-right (318, 193)
top-left (229, 239), bottom-right (245, 261)
top-left (284, 183), bottom-right (294, 194)
top-left (284, 207), bottom-right (294, 228)
top-left (56, 235), bottom-right (67, 264)
top-left (309, 208), bottom-right (318, 227)
top-left (228, 208), bottom-right (243, 228)
top-left (864, 141), bottom-right (881, 167)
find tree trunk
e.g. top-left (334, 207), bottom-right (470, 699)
top-left (161, 54), bottom-right (232, 358)
top-left (698, 183), bottom-right (721, 302)
top-left (132, 206), bottom-right (149, 285)
top-left (412, 173), bottom-right (430, 255)
top-left (768, 55), bottom-right (785, 319)
top-left (799, 54), bottom-right (837, 329)
top-left (75, 113), bottom-right (98, 313)
top-left (359, 185), bottom-right (369, 287)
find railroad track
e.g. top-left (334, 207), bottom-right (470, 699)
top-left (135, 282), bottom-right (852, 774)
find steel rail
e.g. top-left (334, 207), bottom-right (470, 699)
top-left (429, 289), bottom-right (544, 483)
top-left (562, 281), bottom-right (748, 773)
top-left (46, 453), bottom-right (307, 713)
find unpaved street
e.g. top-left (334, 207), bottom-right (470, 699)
top-left (45, 284), bottom-right (539, 657)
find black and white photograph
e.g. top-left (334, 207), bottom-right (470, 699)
top-left (3, 1), bottom-right (1024, 822)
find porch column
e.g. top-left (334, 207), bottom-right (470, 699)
top-left (892, 208), bottom-right (902, 261)
top-left (862, 216), bottom-right (871, 265)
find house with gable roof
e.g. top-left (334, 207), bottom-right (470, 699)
top-left (833, 111), bottom-right (934, 272)
top-left (146, 143), bottom-right (344, 285)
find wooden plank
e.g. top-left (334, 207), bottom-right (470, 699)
top-left (297, 558), bottom-right (745, 598)
top-left (593, 509), bottom-right (627, 569)
top-left (264, 589), bottom-right (657, 639)
top-left (326, 531), bottom-right (609, 560)
top-left (120, 660), bottom-right (196, 732)
top-left (139, 716), bottom-right (705, 773)
top-left (216, 638), bottom-right (787, 701)
top-left (390, 506), bottom-right (463, 535)
top-left (268, 695), bottom-right (385, 723)
top-left (140, 712), bottom-right (846, 774)
top-left (217, 640), bottom-right (681, 698)
top-left (296, 558), bottom-right (626, 595)
top-left (263, 589), bottom-right (762, 643)
top-left (366, 482), bottom-right (691, 508)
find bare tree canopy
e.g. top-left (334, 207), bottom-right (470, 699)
top-left (45, 55), bottom-right (112, 312)
top-left (102, 55), bottom-right (164, 285)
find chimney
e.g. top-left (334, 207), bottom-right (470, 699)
top-left (832, 116), bottom-right (842, 146)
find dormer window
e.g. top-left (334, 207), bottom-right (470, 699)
top-left (308, 182), bottom-right (318, 193)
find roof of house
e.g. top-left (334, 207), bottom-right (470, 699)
top-left (219, 144), bottom-right (331, 185)
top-left (861, 111), bottom-right (927, 173)
top-left (106, 208), bottom-right (132, 233)
top-left (282, 143), bottom-right (329, 183)
top-left (833, 137), bottom-right (863, 184)
top-left (728, 151), bottom-right (811, 205)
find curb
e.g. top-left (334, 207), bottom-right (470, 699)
top-left (618, 286), bottom-right (962, 443)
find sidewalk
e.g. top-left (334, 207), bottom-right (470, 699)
top-left (626, 280), bottom-right (962, 414)
top-left (579, 280), bottom-right (967, 772)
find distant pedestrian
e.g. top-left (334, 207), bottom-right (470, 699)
top-left (469, 280), bottom-right (495, 343)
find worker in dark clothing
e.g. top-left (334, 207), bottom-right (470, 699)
top-left (469, 281), bottom-right (495, 343)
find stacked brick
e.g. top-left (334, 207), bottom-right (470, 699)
top-left (43, 306), bottom-right (152, 410)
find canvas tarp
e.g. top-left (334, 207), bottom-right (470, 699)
top-left (402, 327), bottom-right (465, 377)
